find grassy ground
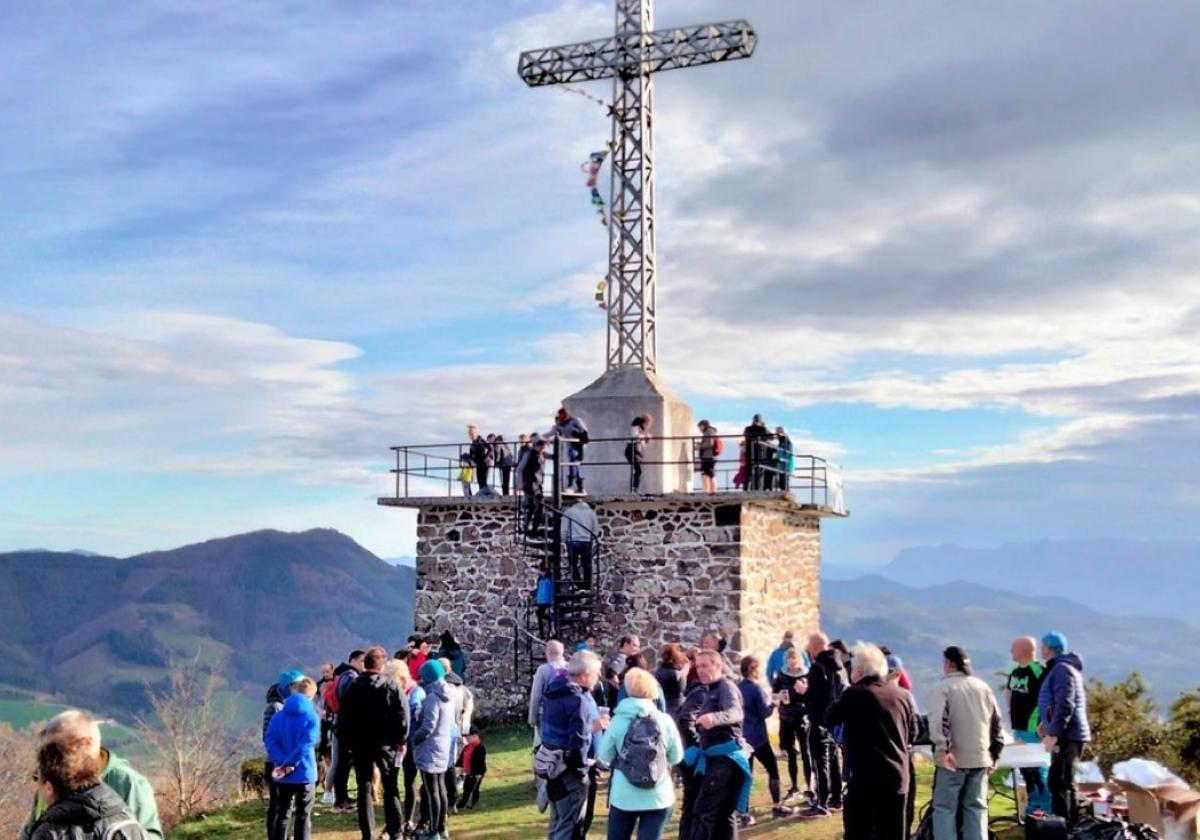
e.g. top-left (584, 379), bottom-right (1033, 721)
top-left (173, 726), bottom-right (1021, 839)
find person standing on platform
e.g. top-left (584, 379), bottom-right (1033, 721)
top-left (775, 426), bottom-right (794, 491)
top-left (550, 406), bottom-right (589, 494)
top-left (495, 435), bottom-right (514, 495)
top-left (467, 424), bottom-right (492, 494)
top-left (1038, 632), bottom-right (1091, 826)
top-left (742, 414), bottom-right (770, 491)
top-left (627, 414), bottom-right (652, 493)
top-left (696, 419), bottom-right (720, 493)
top-left (1006, 636), bottom-right (1050, 815)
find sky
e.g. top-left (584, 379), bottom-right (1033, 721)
top-left (2, 0), bottom-right (1199, 567)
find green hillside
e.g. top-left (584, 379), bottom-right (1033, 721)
top-left (0, 529), bottom-right (414, 723)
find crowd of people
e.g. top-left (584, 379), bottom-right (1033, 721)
top-left (527, 627), bottom-right (1091, 840)
top-left (456, 410), bottom-right (800, 498)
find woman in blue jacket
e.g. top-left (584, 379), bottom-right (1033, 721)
top-left (739, 656), bottom-right (794, 822)
top-left (264, 676), bottom-right (321, 840)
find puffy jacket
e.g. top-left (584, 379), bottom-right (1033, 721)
top-left (738, 680), bottom-right (776, 749)
top-left (264, 693), bottom-right (321, 784)
top-left (1038, 652), bottom-right (1091, 742)
top-left (22, 783), bottom-right (144, 840)
top-left (262, 684), bottom-right (285, 745)
top-left (928, 671), bottom-right (1005, 769)
top-left (598, 697), bottom-right (684, 812)
top-left (337, 670), bottom-right (409, 751)
top-left (539, 673), bottom-right (596, 770)
top-left (413, 678), bottom-right (455, 772)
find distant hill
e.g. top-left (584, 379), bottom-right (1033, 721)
top-left (879, 540), bottom-right (1200, 626)
top-left (822, 574), bottom-right (1200, 708)
top-left (0, 529), bottom-right (414, 722)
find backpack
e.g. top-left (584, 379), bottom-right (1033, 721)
top-left (322, 679), bottom-right (340, 715)
top-left (612, 713), bottom-right (667, 789)
top-left (100, 818), bottom-right (147, 840)
top-left (712, 436), bottom-right (724, 456)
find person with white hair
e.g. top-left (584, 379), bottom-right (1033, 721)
top-left (538, 650), bottom-right (607, 840)
top-left (26, 709), bottom-right (163, 839)
top-left (827, 642), bottom-right (916, 840)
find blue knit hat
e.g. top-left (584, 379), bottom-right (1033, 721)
top-left (278, 669), bottom-right (305, 696)
top-left (419, 659), bottom-right (446, 685)
top-left (886, 654), bottom-right (903, 673)
top-left (1042, 632), bottom-right (1068, 655)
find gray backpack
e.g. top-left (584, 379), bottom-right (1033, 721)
top-left (613, 713), bottom-right (667, 789)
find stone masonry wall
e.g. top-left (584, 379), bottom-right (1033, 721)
top-left (411, 495), bottom-right (823, 722)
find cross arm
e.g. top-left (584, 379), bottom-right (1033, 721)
top-left (518, 20), bottom-right (757, 87)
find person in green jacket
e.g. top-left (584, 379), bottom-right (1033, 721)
top-left (28, 710), bottom-right (163, 840)
top-left (598, 667), bottom-right (684, 840)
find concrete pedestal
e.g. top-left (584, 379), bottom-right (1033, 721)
top-left (563, 367), bottom-right (694, 495)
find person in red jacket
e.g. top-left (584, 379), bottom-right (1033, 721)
top-left (456, 732), bottom-right (488, 810)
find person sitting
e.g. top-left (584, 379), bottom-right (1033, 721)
top-left (22, 738), bottom-right (144, 840)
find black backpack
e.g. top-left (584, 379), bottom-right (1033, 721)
top-left (613, 713), bottom-right (667, 789)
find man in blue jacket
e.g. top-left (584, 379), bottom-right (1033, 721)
top-left (265, 675), bottom-right (321, 840)
top-left (1037, 632), bottom-right (1091, 825)
top-left (539, 650), bottom-right (605, 840)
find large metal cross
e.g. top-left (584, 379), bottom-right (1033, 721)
top-left (519, 2), bottom-right (756, 373)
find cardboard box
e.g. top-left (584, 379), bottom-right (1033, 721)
top-left (1114, 779), bottom-right (1200, 840)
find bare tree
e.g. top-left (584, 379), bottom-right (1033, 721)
top-left (0, 722), bottom-right (39, 835)
top-left (138, 656), bottom-right (245, 823)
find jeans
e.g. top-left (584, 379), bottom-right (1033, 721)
top-left (607, 805), bottom-right (672, 840)
top-left (548, 772), bottom-right (589, 840)
top-left (779, 717), bottom-right (813, 793)
top-left (353, 748), bottom-right (401, 840)
top-left (750, 741), bottom-right (783, 804)
top-left (1014, 730), bottom-right (1052, 815)
top-left (844, 787), bottom-right (905, 840)
top-left (809, 724), bottom-right (843, 807)
top-left (933, 766), bottom-right (988, 840)
top-left (1050, 739), bottom-right (1083, 824)
top-left (684, 754), bottom-right (742, 840)
top-left (271, 782), bottom-right (314, 840)
top-left (421, 769), bottom-right (449, 836)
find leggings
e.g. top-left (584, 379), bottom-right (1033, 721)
top-left (402, 748), bottom-right (419, 826)
top-left (421, 769), bottom-right (448, 836)
top-left (778, 717), bottom-right (813, 792)
top-left (750, 741), bottom-right (784, 805)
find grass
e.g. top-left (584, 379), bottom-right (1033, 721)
top-left (173, 726), bottom-right (1023, 839)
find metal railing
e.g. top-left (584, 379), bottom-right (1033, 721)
top-left (383, 433), bottom-right (844, 511)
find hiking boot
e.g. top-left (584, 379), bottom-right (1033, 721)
top-left (773, 804), bottom-right (797, 818)
top-left (784, 786), bottom-right (802, 802)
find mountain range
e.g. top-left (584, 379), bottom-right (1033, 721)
top-left (4, 529), bottom-right (1195, 726)
top-left (0, 529), bottom-right (413, 720)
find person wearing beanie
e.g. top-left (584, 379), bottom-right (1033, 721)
top-left (928, 646), bottom-right (1004, 840)
top-left (413, 659), bottom-right (454, 840)
top-left (264, 676), bottom-right (321, 840)
top-left (262, 669), bottom-right (304, 838)
top-left (885, 654), bottom-right (920, 838)
top-left (1037, 632), bottom-right (1090, 824)
top-left (338, 646), bottom-right (409, 840)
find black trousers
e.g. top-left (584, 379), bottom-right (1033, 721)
top-left (421, 769), bottom-right (449, 835)
top-left (779, 717), bottom-right (813, 793)
top-left (264, 760), bottom-right (279, 840)
top-left (678, 763), bottom-right (700, 840)
top-left (474, 461), bottom-right (489, 489)
top-left (458, 774), bottom-right (484, 809)
top-left (500, 466), bottom-right (512, 495)
top-left (580, 763), bottom-right (600, 838)
top-left (352, 748), bottom-right (401, 840)
top-left (809, 725), bottom-right (843, 807)
top-left (566, 540), bottom-right (592, 587)
top-left (685, 754), bottom-right (742, 840)
top-left (750, 741), bottom-right (783, 805)
top-left (332, 732), bottom-right (353, 806)
top-left (270, 782), bottom-right (314, 840)
top-left (844, 786), bottom-right (906, 840)
top-left (402, 747), bottom-right (420, 827)
top-left (906, 752), bottom-right (917, 839)
top-left (631, 456), bottom-right (643, 491)
top-left (1050, 739), bottom-right (1084, 824)
top-left (445, 764), bottom-right (458, 812)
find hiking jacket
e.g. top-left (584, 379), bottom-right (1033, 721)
top-left (264, 693), bottom-right (321, 784)
top-left (337, 670), bottom-right (409, 752)
top-left (827, 675), bottom-right (916, 795)
top-left (528, 658), bottom-right (567, 727)
top-left (598, 697), bottom-right (684, 812)
top-left (1038, 652), bottom-right (1091, 742)
top-left (539, 673), bottom-right (596, 771)
top-left (771, 670), bottom-right (809, 724)
top-left (928, 671), bottom-right (1005, 769)
top-left (262, 683), bottom-right (285, 746)
top-left (22, 783), bottom-right (144, 840)
top-left (29, 751), bottom-right (163, 840)
top-left (805, 649), bottom-right (848, 727)
top-left (677, 677), bottom-right (743, 749)
top-left (738, 680), bottom-right (776, 749)
top-left (413, 678), bottom-right (455, 773)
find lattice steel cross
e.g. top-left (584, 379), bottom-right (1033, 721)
top-left (519, 2), bottom-right (756, 373)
